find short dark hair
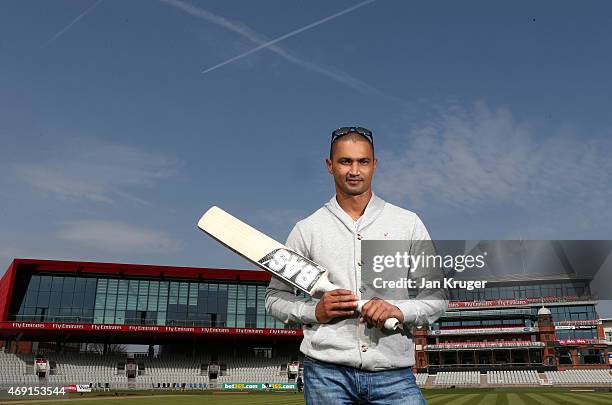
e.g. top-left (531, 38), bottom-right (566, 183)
top-left (329, 132), bottom-right (375, 159)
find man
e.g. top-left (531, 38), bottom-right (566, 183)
top-left (265, 127), bottom-right (448, 404)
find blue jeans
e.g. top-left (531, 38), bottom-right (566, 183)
top-left (303, 356), bottom-right (426, 405)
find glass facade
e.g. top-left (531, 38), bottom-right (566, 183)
top-left (450, 281), bottom-right (591, 302)
top-left (432, 318), bottom-right (537, 330)
top-left (16, 275), bottom-right (97, 324)
top-left (556, 328), bottom-right (598, 340)
top-left (12, 274), bottom-right (297, 329)
top-left (547, 305), bottom-right (597, 322)
top-left (431, 303), bottom-right (598, 333)
top-left (11, 273), bottom-right (597, 335)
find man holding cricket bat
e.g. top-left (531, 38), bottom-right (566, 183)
top-left (265, 127), bottom-right (448, 404)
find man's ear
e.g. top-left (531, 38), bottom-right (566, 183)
top-left (325, 158), bottom-right (333, 175)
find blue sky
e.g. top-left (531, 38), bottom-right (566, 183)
top-left (1, 0), bottom-right (611, 288)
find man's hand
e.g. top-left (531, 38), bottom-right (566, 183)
top-left (360, 298), bottom-right (404, 329)
top-left (315, 289), bottom-right (358, 324)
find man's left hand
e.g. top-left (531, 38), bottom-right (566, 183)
top-left (359, 298), bottom-right (404, 329)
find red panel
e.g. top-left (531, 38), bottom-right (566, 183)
top-left (448, 299), bottom-right (529, 308)
top-left (36, 265), bottom-right (81, 272)
top-left (0, 321), bottom-right (302, 338)
top-left (448, 296), bottom-right (595, 309)
top-left (439, 324), bottom-right (523, 330)
top-left (557, 338), bottom-right (604, 345)
top-left (0, 261), bottom-right (17, 322)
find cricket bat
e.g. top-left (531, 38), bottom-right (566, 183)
top-left (197, 206), bottom-right (401, 331)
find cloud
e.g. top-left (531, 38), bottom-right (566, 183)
top-left (57, 220), bottom-right (182, 254)
top-left (13, 166), bottom-right (114, 203)
top-left (376, 101), bottom-right (612, 234)
top-left (13, 139), bottom-right (180, 205)
top-left (159, 0), bottom-right (398, 100)
top-left (252, 208), bottom-right (309, 240)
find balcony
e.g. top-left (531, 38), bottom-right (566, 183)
top-left (425, 341), bottom-right (545, 351)
top-left (429, 326), bottom-right (538, 336)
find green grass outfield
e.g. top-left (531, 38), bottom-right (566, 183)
top-left (2, 388), bottom-right (612, 405)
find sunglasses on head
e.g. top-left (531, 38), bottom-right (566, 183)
top-left (331, 126), bottom-right (373, 144)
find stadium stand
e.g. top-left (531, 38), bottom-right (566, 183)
top-left (0, 351), bottom-right (302, 390)
top-left (216, 354), bottom-right (294, 383)
top-left (5, 350), bottom-right (612, 390)
top-left (0, 351), bottom-right (40, 387)
top-left (414, 373), bottom-right (429, 386)
top-left (136, 354), bottom-right (209, 389)
top-left (434, 371), bottom-right (480, 386)
top-left (487, 370), bottom-right (541, 385)
top-left (545, 369), bottom-right (612, 385)
top-left (33, 352), bottom-right (126, 389)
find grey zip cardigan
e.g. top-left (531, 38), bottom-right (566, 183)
top-left (265, 193), bottom-right (448, 370)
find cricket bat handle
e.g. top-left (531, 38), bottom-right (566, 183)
top-left (314, 275), bottom-right (402, 331)
top-left (356, 301), bottom-right (402, 331)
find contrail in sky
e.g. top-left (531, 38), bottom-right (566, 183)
top-left (198, 0), bottom-right (377, 74)
top-left (160, 0), bottom-right (400, 100)
top-left (44, 0), bottom-right (104, 46)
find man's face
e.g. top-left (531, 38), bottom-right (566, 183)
top-left (326, 137), bottom-right (377, 196)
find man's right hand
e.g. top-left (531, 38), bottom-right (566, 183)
top-left (315, 289), bottom-right (358, 324)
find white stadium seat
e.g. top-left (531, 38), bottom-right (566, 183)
top-left (545, 369), bottom-right (612, 385)
top-left (434, 371), bottom-right (480, 386)
top-left (486, 370), bottom-right (540, 385)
